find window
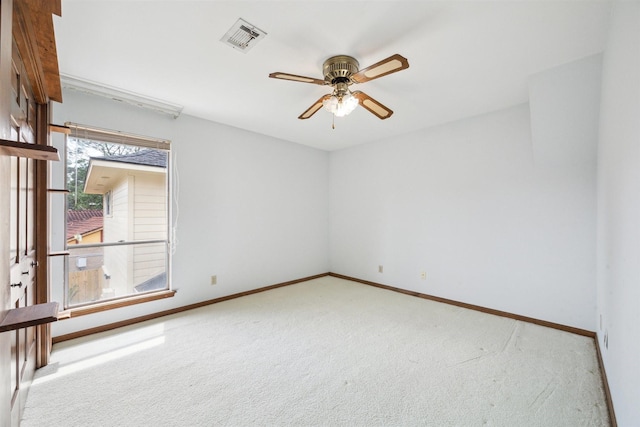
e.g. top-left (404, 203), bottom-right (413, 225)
top-left (104, 190), bottom-right (112, 217)
top-left (60, 124), bottom-right (172, 308)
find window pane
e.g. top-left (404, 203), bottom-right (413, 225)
top-left (66, 136), bottom-right (169, 307)
top-left (67, 242), bottom-right (168, 306)
top-left (66, 138), bottom-right (168, 243)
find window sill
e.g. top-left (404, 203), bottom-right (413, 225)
top-left (58, 290), bottom-right (176, 319)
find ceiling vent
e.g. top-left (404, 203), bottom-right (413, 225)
top-left (220, 18), bottom-right (266, 53)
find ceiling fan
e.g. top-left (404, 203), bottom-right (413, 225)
top-left (269, 54), bottom-right (409, 121)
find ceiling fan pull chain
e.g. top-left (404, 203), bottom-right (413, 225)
top-left (332, 114), bottom-right (335, 130)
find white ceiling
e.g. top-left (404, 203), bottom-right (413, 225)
top-left (54, 1), bottom-right (612, 151)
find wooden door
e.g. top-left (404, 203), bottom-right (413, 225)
top-left (7, 37), bottom-right (38, 427)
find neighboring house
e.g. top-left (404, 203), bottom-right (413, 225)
top-left (67, 209), bottom-right (103, 245)
top-left (84, 149), bottom-right (168, 297)
top-left (66, 210), bottom-right (105, 300)
top-left (66, 209), bottom-right (105, 303)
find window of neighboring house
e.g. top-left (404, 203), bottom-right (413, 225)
top-left (60, 123), bottom-right (172, 309)
top-left (104, 190), bottom-right (112, 217)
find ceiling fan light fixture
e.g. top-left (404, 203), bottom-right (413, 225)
top-left (323, 80), bottom-right (358, 117)
top-left (323, 91), bottom-right (358, 117)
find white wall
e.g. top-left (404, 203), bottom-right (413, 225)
top-left (51, 90), bottom-right (330, 336)
top-left (330, 96), bottom-right (598, 330)
top-left (529, 54), bottom-right (601, 171)
top-left (596, 2), bottom-right (640, 425)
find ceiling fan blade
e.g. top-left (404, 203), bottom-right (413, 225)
top-left (351, 54), bottom-right (409, 84)
top-left (298, 95), bottom-right (331, 120)
top-left (352, 91), bottom-right (394, 119)
top-left (269, 72), bottom-right (327, 86)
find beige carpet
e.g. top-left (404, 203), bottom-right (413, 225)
top-left (22, 276), bottom-right (609, 426)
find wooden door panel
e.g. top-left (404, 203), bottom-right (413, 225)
top-left (9, 328), bottom-right (17, 409)
top-left (26, 158), bottom-right (34, 254)
top-left (9, 156), bottom-right (18, 264)
top-left (18, 157), bottom-right (27, 256)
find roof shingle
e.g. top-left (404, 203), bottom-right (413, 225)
top-left (92, 149), bottom-right (167, 168)
top-left (67, 210), bottom-right (103, 240)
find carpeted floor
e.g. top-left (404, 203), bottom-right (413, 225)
top-left (22, 276), bottom-right (610, 426)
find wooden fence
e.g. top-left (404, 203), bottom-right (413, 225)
top-left (69, 269), bottom-right (103, 305)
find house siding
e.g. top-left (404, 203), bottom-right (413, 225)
top-left (132, 171), bottom-right (167, 288)
top-left (103, 176), bottom-right (130, 297)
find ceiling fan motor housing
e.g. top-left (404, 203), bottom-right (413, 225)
top-left (323, 55), bottom-right (359, 85)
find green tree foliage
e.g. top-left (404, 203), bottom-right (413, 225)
top-left (67, 157), bottom-right (102, 210)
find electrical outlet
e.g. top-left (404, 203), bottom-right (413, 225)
top-left (210, 275), bottom-right (217, 285)
top-left (378, 265), bottom-right (383, 273)
top-left (420, 271), bottom-right (426, 280)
